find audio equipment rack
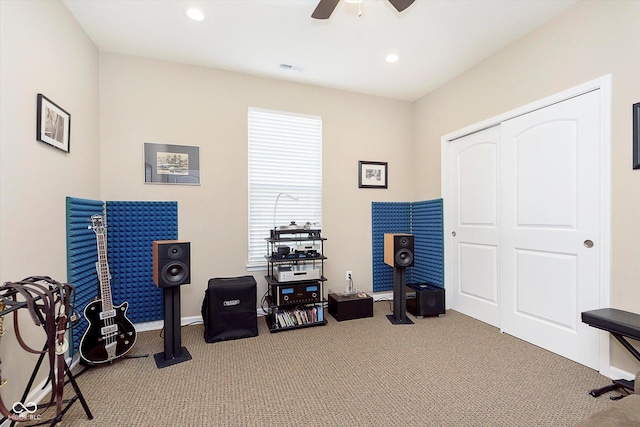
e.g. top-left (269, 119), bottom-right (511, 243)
top-left (264, 229), bottom-right (327, 332)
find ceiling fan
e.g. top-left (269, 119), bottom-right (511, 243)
top-left (312, 0), bottom-right (415, 19)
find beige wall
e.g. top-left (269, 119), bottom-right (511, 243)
top-left (99, 53), bottom-right (414, 319)
top-left (3, 0), bottom-right (640, 405)
top-left (0, 0), bottom-right (100, 404)
top-left (413, 0), bottom-right (640, 372)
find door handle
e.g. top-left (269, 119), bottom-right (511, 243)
top-left (451, 231), bottom-right (457, 237)
top-left (584, 239), bottom-right (594, 248)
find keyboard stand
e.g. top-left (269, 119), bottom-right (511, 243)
top-left (582, 308), bottom-right (640, 397)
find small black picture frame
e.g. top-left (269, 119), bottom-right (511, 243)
top-left (634, 102), bottom-right (640, 169)
top-left (358, 161), bottom-right (388, 189)
top-left (36, 93), bottom-right (70, 153)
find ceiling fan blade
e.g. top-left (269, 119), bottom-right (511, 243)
top-left (388, 0), bottom-right (415, 13)
top-left (312, 0), bottom-right (340, 19)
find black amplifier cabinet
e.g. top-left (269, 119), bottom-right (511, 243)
top-left (202, 276), bottom-right (258, 343)
top-left (328, 292), bottom-right (373, 322)
top-left (273, 283), bottom-right (321, 306)
top-left (406, 283), bottom-right (445, 317)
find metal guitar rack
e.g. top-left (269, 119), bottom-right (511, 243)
top-left (0, 283), bottom-right (93, 426)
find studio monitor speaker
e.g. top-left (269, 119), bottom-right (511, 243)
top-left (384, 233), bottom-right (414, 268)
top-left (153, 240), bottom-right (191, 288)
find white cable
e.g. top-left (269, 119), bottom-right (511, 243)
top-left (273, 192), bottom-right (298, 230)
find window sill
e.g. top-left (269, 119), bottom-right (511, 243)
top-left (246, 264), bottom-right (267, 273)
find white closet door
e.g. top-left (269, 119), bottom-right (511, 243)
top-left (448, 126), bottom-right (500, 327)
top-left (499, 90), bottom-right (601, 369)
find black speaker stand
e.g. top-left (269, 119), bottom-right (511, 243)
top-left (386, 266), bottom-right (414, 325)
top-left (154, 286), bottom-right (192, 368)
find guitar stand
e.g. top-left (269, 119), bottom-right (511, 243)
top-left (582, 308), bottom-right (640, 399)
top-left (74, 352), bottom-right (149, 383)
top-left (0, 283), bottom-right (92, 426)
top-left (4, 343), bottom-right (94, 427)
top-left (78, 351), bottom-right (150, 369)
top-left (125, 353), bottom-right (149, 359)
top-left (0, 316), bottom-right (93, 427)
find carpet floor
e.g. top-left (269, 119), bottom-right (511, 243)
top-left (49, 302), bottom-right (619, 426)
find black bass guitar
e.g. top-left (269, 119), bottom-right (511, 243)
top-left (79, 214), bottom-right (136, 364)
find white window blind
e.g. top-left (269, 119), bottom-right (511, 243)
top-left (248, 108), bottom-right (322, 268)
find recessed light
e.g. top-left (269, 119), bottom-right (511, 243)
top-left (186, 8), bottom-right (204, 22)
top-left (385, 54), bottom-right (399, 63)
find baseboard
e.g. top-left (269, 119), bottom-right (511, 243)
top-left (132, 295), bottom-right (389, 335)
top-left (135, 315), bottom-right (204, 333)
top-left (373, 292), bottom-right (393, 302)
top-left (608, 366), bottom-right (635, 381)
top-left (134, 310), bottom-right (267, 333)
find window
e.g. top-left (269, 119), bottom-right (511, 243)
top-left (247, 108), bottom-right (322, 268)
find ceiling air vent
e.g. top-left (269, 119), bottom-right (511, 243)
top-left (279, 63), bottom-right (304, 72)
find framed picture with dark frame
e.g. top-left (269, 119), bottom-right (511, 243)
top-left (144, 142), bottom-right (200, 185)
top-left (358, 160), bottom-right (388, 189)
top-left (36, 94), bottom-right (70, 153)
top-left (634, 102), bottom-right (640, 169)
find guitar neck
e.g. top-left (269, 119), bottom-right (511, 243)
top-left (95, 231), bottom-right (114, 312)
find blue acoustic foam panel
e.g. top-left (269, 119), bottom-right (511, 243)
top-left (371, 198), bottom-right (444, 293)
top-left (410, 199), bottom-right (444, 288)
top-left (371, 202), bottom-right (411, 292)
top-left (105, 201), bottom-right (178, 324)
top-left (66, 196), bottom-right (106, 354)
